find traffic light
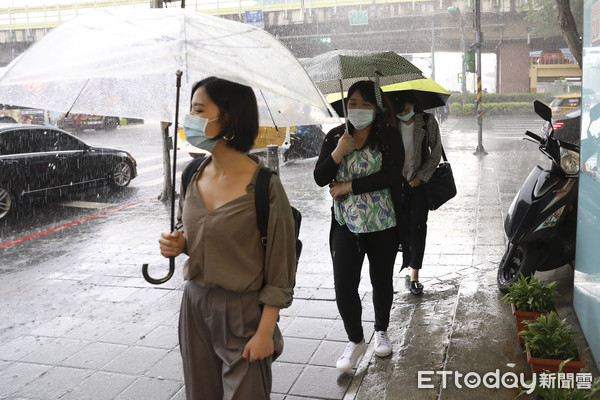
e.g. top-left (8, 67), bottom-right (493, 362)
top-left (319, 37), bottom-right (332, 44)
top-left (465, 50), bottom-right (476, 73)
top-left (458, 73), bottom-right (463, 83)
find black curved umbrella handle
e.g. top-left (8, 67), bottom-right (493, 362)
top-left (142, 257), bottom-right (175, 285)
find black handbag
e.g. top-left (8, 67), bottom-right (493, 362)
top-left (420, 114), bottom-right (457, 211)
top-left (424, 146), bottom-right (457, 210)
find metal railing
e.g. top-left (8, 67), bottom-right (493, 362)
top-left (0, 0), bottom-right (437, 31)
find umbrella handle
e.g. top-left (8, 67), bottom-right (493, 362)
top-left (142, 257), bottom-right (175, 285)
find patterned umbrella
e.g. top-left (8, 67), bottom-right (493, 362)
top-left (301, 50), bottom-right (425, 127)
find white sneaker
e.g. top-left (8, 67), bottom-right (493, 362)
top-left (374, 331), bottom-right (392, 357)
top-left (336, 340), bottom-right (367, 372)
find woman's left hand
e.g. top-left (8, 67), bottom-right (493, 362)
top-left (242, 331), bottom-right (274, 362)
top-left (409, 178), bottom-right (422, 188)
top-left (329, 181), bottom-right (352, 201)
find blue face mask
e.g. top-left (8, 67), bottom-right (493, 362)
top-left (183, 114), bottom-right (220, 152)
top-left (397, 110), bottom-right (415, 122)
top-left (347, 108), bottom-right (375, 130)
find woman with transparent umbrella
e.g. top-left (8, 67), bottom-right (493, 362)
top-left (158, 77), bottom-right (297, 399)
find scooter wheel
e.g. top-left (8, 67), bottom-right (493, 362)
top-left (497, 243), bottom-right (538, 294)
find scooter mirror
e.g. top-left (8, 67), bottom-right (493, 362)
top-left (534, 100), bottom-right (553, 123)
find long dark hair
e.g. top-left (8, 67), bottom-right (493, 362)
top-left (345, 80), bottom-right (395, 150)
top-left (190, 77), bottom-right (259, 153)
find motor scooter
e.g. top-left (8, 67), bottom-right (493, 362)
top-left (497, 100), bottom-right (580, 293)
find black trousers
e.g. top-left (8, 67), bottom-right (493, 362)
top-left (399, 185), bottom-right (430, 270)
top-left (330, 222), bottom-right (399, 343)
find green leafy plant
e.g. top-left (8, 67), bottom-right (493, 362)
top-left (502, 274), bottom-right (559, 313)
top-left (516, 359), bottom-right (600, 399)
top-left (520, 311), bottom-right (582, 360)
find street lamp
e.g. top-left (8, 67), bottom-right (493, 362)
top-left (448, 6), bottom-right (467, 107)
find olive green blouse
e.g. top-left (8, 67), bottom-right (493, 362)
top-left (176, 156), bottom-right (296, 309)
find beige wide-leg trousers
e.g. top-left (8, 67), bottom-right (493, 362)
top-left (179, 281), bottom-right (283, 400)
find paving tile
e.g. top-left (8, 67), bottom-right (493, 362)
top-left (62, 342), bottom-right (128, 370)
top-left (15, 366), bottom-right (92, 400)
top-left (102, 346), bottom-right (169, 375)
top-left (309, 340), bottom-right (348, 368)
top-left (276, 337), bottom-right (321, 364)
top-left (271, 362), bottom-right (304, 394)
top-left (0, 362), bottom-right (50, 398)
top-left (0, 335), bottom-right (45, 361)
top-left (20, 337), bottom-right (88, 365)
top-left (98, 322), bottom-right (157, 345)
top-left (114, 376), bottom-right (183, 400)
top-left (289, 365), bottom-right (353, 399)
top-left (59, 371), bottom-right (135, 400)
top-left (298, 299), bottom-right (340, 319)
top-left (146, 349), bottom-right (184, 381)
top-left (283, 317), bottom-right (335, 340)
top-left (135, 325), bottom-right (179, 350)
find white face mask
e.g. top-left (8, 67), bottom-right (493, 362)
top-left (397, 110), bottom-right (415, 122)
top-left (347, 108), bottom-right (375, 130)
top-left (183, 114), bottom-right (220, 152)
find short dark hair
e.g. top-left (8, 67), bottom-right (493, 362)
top-left (393, 91), bottom-right (422, 113)
top-left (190, 77), bottom-right (259, 153)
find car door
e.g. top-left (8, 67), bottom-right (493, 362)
top-left (0, 129), bottom-right (61, 196)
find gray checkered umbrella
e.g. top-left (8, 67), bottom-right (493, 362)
top-left (301, 50), bottom-right (425, 124)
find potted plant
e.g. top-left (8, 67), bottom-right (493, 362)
top-left (520, 311), bottom-right (585, 374)
top-left (502, 274), bottom-right (559, 342)
top-left (516, 359), bottom-right (600, 399)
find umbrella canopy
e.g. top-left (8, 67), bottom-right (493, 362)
top-left (301, 50), bottom-right (425, 95)
top-left (0, 8), bottom-right (336, 126)
top-left (326, 78), bottom-right (451, 115)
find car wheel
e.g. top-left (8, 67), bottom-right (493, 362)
top-left (110, 161), bottom-right (133, 189)
top-left (104, 117), bottom-right (119, 131)
top-left (0, 186), bottom-right (12, 220)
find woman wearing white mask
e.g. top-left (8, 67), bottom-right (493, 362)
top-left (158, 77), bottom-right (296, 399)
top-left (314, 80), bottom-right (404, 373)
top-left (394, 92), bottom-right (442, 296)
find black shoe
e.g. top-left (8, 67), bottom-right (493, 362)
top-left (410, 281), bottom-right (423, 295)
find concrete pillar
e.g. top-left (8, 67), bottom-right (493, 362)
top-left (498, 41), bottom-right (531, 93)
top-left (267, 145), bottom-right (280, 174)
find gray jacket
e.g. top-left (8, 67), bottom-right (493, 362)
top-left (404, 112), bottom-right (442, 183)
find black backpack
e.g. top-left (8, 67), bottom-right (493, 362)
top-left (181, 156), bottom-right (302, 265)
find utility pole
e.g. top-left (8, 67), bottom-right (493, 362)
top-left (430, 17), bottom-right (435, 81)
top-left (150, 0), bottom-right (173, 202)
top-left (474, 0), bottom-right (487, 155)
top-left (448, 6), bottom-right (467, 106)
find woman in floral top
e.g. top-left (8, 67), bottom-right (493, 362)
top-left (314, 80), bottom-right (404, 373)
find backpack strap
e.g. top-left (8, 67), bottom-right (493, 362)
top-left (181, 155), bottom-right (207, 198)
top-left (255, 167), bottom-right (273, 247)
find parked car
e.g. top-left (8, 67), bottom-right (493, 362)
top-left (284, 125), bottom-right (325, 161)
top-left (549, 93), bottom-right (581, 116)
top-left (0, 124), bottom-right (137, 220)
top-left (58, 113), bottom-right (120, 132)
top-left (543, 107), bottom-right (581, 146)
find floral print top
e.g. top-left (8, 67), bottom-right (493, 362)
top-left (334, 147), bottom-right (396, 233)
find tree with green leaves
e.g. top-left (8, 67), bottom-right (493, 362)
top-left (522, 0), bottom-right (583, 66)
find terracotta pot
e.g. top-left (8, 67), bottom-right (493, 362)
top-left (511, 304), bottom-right (551, 343)
top-left (526, 347), bottom-right (585, 374)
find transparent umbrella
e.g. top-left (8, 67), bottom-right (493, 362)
top-left (0, 8), bottom-right (336, 284)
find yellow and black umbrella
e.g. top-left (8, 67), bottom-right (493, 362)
top-left (326, 78), bottom-right (450, 115)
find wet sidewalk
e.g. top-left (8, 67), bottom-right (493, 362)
top-left (0, 115), bottom-right (598, 400)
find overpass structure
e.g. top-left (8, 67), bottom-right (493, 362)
top-left (0, 0), bottom-right (580, 93)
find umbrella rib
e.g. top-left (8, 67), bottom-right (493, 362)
top-left (259, 89), bottom-right (279, 131)
top-left (65, 78), bottom-right (90, 117)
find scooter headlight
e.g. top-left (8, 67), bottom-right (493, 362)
top-left (535, 205), bottom-right (565, 232)
top-left (560, 148), bottom-right (579, 175)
